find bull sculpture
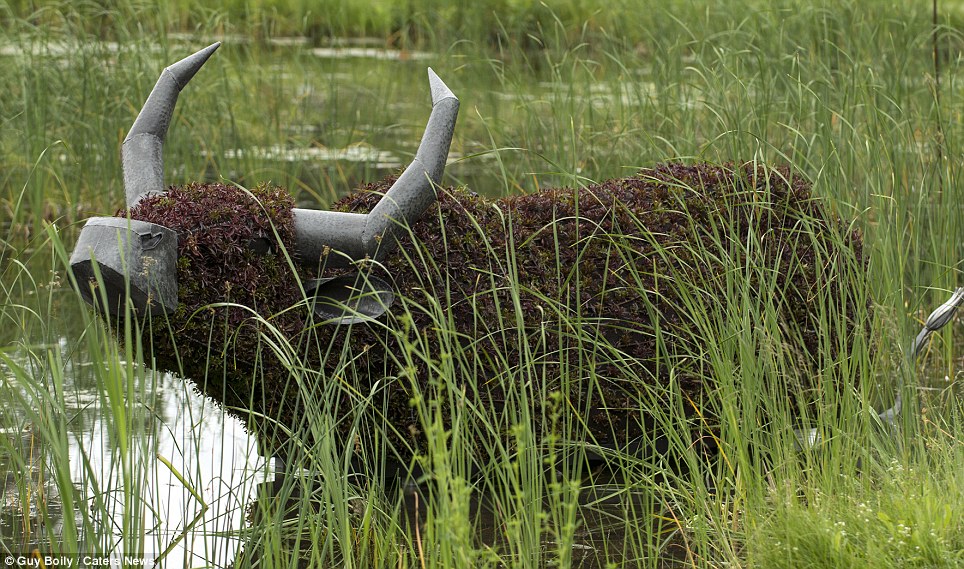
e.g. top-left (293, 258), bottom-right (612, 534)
top-left (70, 44), bottom-right (871, 466)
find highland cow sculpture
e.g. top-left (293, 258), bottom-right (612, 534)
top-left (70, 44), bottom-right (869, 465)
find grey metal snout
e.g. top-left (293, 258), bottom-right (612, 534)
top-left (69, 217), bottom-right (178, 315)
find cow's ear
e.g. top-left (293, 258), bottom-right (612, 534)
top-left (307, 274), bottom-right (395, 325)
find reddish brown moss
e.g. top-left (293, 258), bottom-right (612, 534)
top-left (126, 182), bottom-right (309, 447)
top-left (327, 162), bottom-right (867, 457)
top-left (120, 164), bottom-right (868, 463)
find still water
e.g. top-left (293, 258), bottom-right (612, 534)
top-left (1, 338), bottom-right (267, 566)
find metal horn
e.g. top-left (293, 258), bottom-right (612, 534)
top-left (292, 68), bottom-right (460, 268)
top-left (123, 42), bottom-right (220, 208)
top-left (69, 43), bottom-right (220, 315)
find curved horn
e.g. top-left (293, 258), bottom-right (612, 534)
top-left (293, 68), bottom-right (459, 268)
top-left (364, 68), bottom-right (458, 254)
top-left (122, 42), bottom-right (220, 208)
top-left (67, 43), bottom-right (220, 316)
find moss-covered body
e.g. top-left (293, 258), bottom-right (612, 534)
top-left (126, 163), bottom-right (865, 463)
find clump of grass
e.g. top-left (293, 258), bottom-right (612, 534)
top-left (749, 443), bottom-right (964, 568)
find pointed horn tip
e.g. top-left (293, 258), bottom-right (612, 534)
top-left (200, 41), bottom-right (222, 57)
top-left (427, 67), bottom-right (457, 105)
top-left (164, 42), bottom-right (222, 86)
top-left (186, 41), bottom-right (222, 64)
top-left (175, 41), bottom-right (221, 64)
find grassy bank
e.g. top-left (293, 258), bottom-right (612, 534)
top-left (1, 0), bottom-right (963, 567)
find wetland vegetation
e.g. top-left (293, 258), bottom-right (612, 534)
top-left (1, 0), bottom-right (963, 567)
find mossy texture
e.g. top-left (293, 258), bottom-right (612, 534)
top-left (126, 181), bottom-right (309, 445)
top-left (123, 164), bottom-right (866, 463)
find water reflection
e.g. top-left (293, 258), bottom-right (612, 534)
top-left (309, 47), bottom-right (433, 61)
top-left (0, 425), bottom-right (69, 556)
top-left (0, 345), bottom-right (266, 566)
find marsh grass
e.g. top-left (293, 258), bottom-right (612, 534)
top-left (231, 159), bottom-right (888, 568)
top-left (0, 228), bottom-right (148, 558)
top-left (2, 0), bottom-right (964, 567)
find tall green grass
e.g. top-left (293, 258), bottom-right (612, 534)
top-left (1, 0), bottom-right (963, 567)
top-left (0, 225), bottom-right (148, 558)
top-left (4, 0), bottom-right (963, 58)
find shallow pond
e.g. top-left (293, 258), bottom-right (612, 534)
top-left (1, 339), bottom-right (266, 566)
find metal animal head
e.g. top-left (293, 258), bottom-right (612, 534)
top-left (69, 43), bottom-right (459, 320)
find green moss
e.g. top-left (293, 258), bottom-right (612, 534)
top-left (119, 164), bottom-right (868, 465)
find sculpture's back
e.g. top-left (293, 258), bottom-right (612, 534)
top-left (70, 44), bottom-right (869, 467)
